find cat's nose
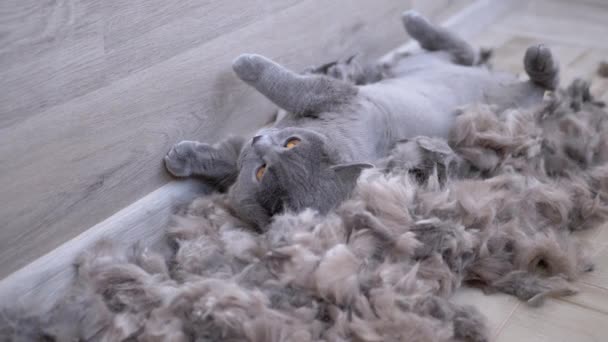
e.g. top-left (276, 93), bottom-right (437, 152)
top-left (252, 135), bottom-right (276, 159)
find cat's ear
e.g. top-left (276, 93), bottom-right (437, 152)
top-left (232, 54), bottom-right (358, 116)
top-left (331, 163), bottom-right (374, 188)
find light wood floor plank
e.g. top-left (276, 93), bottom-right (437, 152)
top-left (0, 0), bottom-right (106, 128)
top-left (521, 0), bottom-right (608, 25)
top-left (495, 298), bottom-right (608, 342)
top-left (553, 0), bottom-right (608, 8)
top-left (560, 283), bottom-right (608, 315)
top-left (561, 48), bottom-right (608, 92)
top-left (496, 14), bottom-right (608, 49)
top-left (102, 0), bottom-right (302, 83)
top-left (579, 244), bottom-right (608, 290)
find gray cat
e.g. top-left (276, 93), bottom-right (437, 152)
top-left (164, 11), bottom-right (560, 230)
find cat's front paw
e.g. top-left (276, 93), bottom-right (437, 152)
top-left (164, 140), bottom-right (201, 177)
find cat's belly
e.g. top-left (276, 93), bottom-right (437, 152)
top-left (359, 66), bottom-right (520, 147)
top-left (359, 82), bottom-right (463, 145)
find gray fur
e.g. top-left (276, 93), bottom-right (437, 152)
top-left (165, 11), bottom-right (559, 230)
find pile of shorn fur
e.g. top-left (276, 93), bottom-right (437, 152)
top-left (3, 80), bottom-right (608, 342)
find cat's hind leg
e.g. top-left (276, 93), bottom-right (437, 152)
top-left (524, 44), bottom-right (560, 91)
top-left (401, 10), bottom-right (476, 66)
top-left (481, 45), bottom-right (560, 111)
top-left (164, 136), bottom-right (244, 190)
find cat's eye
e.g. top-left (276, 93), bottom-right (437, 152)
top-left (285, 138), bottom-right (300, 149)
top-left (256, 164), bottom-right (266, 181)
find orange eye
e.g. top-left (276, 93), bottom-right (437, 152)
top-left (285, 138), bottom-right (300, 149)
top-left (256, 165), bottom-right (266, 181)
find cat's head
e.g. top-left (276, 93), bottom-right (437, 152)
top-left (228, 127), bottom-right (371, 230)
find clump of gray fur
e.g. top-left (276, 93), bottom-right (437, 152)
top-left (2, 80), bottom-right (607, 342)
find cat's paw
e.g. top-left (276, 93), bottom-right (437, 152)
top-left (401, 10), bottom-right (433, 38)
top-left (232, 54), bottom-right (268, 82)
top-left (401, 10), bottom-right (425, 23)
top-left (164, 140), bottom-right (205, 177)
top-left (524, 44), bottom-right (559, 90)
top-left (524, 44), bottom-right (555, 73)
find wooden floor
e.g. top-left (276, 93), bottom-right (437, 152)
top-left (1, 0), bottom-right (607, 340)
top-left (453, 0), bottom-right (608, 340)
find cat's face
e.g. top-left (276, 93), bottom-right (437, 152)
top-left (228, 127), bottom-right (370, 230)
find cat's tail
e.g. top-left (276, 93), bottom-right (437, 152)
top-left (401, 10), bottom-right (477, 66)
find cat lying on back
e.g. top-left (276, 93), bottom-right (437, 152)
top-left (164, 11), bottom-right (560, 230)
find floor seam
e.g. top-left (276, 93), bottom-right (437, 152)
top-left (578, 280), bottom-right (608, 292)
top-left (556, 295), bottom-right (608, 316)
top-left (491, 302), bottom-right (520, 341)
